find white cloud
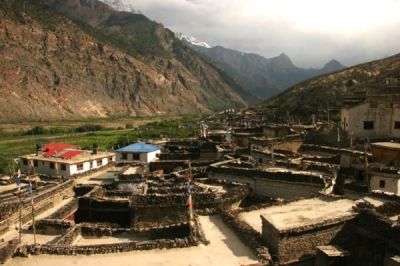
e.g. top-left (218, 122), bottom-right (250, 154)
top-left (114, 0), bottom-right (400, 67)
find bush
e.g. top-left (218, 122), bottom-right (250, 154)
top-left (74, 124), bottom-right (104, 133)
top-left (24, 126), bottom-right (47, 135)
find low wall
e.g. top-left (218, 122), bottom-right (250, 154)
top-left (209, 167), bottom-right (322, 199)
top-left (261, 215), bottom-right (357, 264)
top-left (21, 237), bottom-right (198, 256)
top-left (0, 239), bottom-right (19, 264)
top-left (47, 199), bottom-right (78, 220)
top-left (0, 180), bottom-right (75, 236)
top-left (35, 220), bottom-right (74, 235)
top-left (53, 225), bottom-right (81, 246)
top-left (220, 210), bottom-right (271, 265)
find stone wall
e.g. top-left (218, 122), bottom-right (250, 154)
top-left (261, 216), bottom-right (357, 265)
top-left (21, 237), bottom-right (198, 256)
top-left (209, 167), bottom-right (322, 199)
top-left (0, 180), bottom-right (74, 236)
top-left (35, 220), bottom-right (74, 235)
top-left (47, 199), bottom-right (78, 220)
top-left (52, 225), bottom-right (81, 246)
top-left (0, 238), bottom-right (19, 264)
top-left (220, 210), bottom-right (271, 265)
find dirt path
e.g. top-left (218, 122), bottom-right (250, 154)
top-left (8, 215), bottom-right (258, 266)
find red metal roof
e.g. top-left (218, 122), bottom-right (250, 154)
top-left (42, 142), bottom-right (76, 157)
top-left (58, 150), bottom-right (84, 159)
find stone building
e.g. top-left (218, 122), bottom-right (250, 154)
top-left (259, 198), bottom-right (357, 265)
top-left (340, 100), bottom-right (400, 140)
top-left (368, 142), bottom-right (400, 195)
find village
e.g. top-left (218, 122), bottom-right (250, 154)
top-left (0, 85), bottom-right (399, 266)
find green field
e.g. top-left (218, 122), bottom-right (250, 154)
top-left (0, 115), bottom-right (202, 174)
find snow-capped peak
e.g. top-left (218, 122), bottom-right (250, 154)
top-left (176, 33), bottom-right (212, 49)
top-left (99, 0), bottom-right (138, 13)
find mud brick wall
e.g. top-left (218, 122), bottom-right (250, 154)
top-left (261, 216), bottom-right (357, 264)
top-left (220, 210), bottom-right (272, 265)
top-left (209, 167), bottom-right (322, 199)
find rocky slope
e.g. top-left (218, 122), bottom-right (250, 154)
top-left (0, 0), bottom-right (253, 122)
top-left (186, 44), bottom-right (345, 99)
top-left (260, 53), bottom-right (400, 120)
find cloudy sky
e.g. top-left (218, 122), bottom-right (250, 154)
top-left (114, 0), bottom-right (400, 68)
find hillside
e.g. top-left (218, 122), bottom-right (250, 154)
top-left (185, 44), bottom-right (345, 99)
top-left (0, 0), bottom-right (253, 122)
top-left (260, 53), bottom-right (400, 120)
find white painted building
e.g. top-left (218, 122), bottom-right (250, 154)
top-left (19, 142), bottom-right (116, 177)
top-left (341, 101), bottom-right (400, 140)
top-left (369, 171), bottom-right (400, 196)
top-left (115, 142), bottom-right (161, 164)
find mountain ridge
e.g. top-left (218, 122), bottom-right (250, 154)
top-left (259, 52), bottom-right (400, 121)
top-left (0, 0), bottom-right (254, 122)
top-left (182, 40), bottom-right (345, 99)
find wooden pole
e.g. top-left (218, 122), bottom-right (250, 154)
top-left (29, 181), bottom-right (36, 245)
top-left (187, 162), bottom-right (194, 237)
top-left (16, 173), bottom-right (22, 244)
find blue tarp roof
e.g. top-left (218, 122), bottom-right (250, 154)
top-left (116, 142), bottom-right (160, 153)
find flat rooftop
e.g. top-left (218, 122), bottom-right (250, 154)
top-left (371, 142), bottom-right (400, 150)
top-left (239, 197), bottom-right (356, 233)
top-left (20, 151), bottom-right (115, 164)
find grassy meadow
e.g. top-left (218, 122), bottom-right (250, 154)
top-left (0, 115), bottom-right (202, 174)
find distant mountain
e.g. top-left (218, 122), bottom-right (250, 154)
top-left (176, 33), bottom-right (212, 49)
top-left (0, 0), bottom-right (254, 122)
top-left (259, 53), bottom-right (400, 121)
top-left (183, 40), bottom-right (345, 99)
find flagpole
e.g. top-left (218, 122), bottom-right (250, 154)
top-left (187, 162), bottom-right (194, 237)
top-left (16, 170), bottom-right (22, 243)
top-left (28, 161), bottom-right (37, 245)
top-left (29, 180), bottom-right (36, 245)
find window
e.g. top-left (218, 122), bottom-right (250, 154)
top-left (33, 160), bottom-right (38, 167)
top-left (23, 159), bottom-right (28, 165)
top-left (259, 158), bottom-right (263, 164)
top-left (379, 180), bottom-right (385, 188)
top-left (122, 153), bottom-right (128, 160)
top-left (90, 161), bottom-right (93, 168)
top-left (97, 159), bottom-right (103, 166)
top-left (50, 162), bottom-right (55, 169)
top-left (395, 121), bottom-right (400, 129)
top-left (61, 164), bottom-right (66, 171)
top-left (132, 153), bottom-right (140, 160)
top-left (364, 121), bottom-right (374, 130)
top-left (77, 164), bottom-right (83, 171)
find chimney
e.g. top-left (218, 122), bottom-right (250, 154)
top-left (92, 143), bottom-right (98, 155)
top-left (35, 144), bottom-right (42, 156)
